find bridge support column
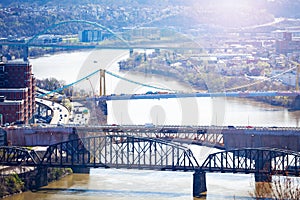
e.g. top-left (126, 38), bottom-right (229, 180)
top-left (129, 49), bottom-right (133, 57)
top-left (290, 95), bottom-right (300, 111)
top-left (37, 105), bottom-right (41, 116)
top-left (193, 171), bottom-right (207, 197)
top-left (97, 100), bottom-right (107, 124)
top-left (99, 69), bottom-right (106, 96)
top-left (23, 46), bottom-right (28, 61)
top-left (254, 152), bottom-right (272, 182)
top-left (32, 167), bottom-right (48, 189)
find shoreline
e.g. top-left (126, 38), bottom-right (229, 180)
top-left (117, 49), bottom-right (296, 110)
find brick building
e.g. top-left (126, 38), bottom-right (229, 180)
top-left (0, 60), bottom-right (35, 124)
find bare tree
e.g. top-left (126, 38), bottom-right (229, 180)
top-left (250, 176), bottom-right (300, 200)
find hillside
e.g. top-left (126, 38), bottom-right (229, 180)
top-left (0, 0), bottom-right (299, 39)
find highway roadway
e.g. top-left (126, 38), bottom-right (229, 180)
top-left (35, 98), bottom-right (70, 125)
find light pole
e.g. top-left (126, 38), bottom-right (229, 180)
top-left (86, 78), bottom-right (95, 96)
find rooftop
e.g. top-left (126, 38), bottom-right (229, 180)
top-left (0, 88), bottom-right (29, 92)
top-left (0, 100), bottom-right (24, 105)
top-left (3, 59), bottom-right (29, 66)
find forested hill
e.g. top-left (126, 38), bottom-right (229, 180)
top-left (0, 0), bottom-right (300, 39)
top-left (1, 0), bottom-right (300, 18)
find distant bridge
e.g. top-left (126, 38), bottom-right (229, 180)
top-left (34, 66), bottom-right (300, 100)
top-left (0, 42), bottom-right (206, 51)
top-left (0, 19), bottom-right (206, 61)
top-left (89, 90), bottom-right (300, 101)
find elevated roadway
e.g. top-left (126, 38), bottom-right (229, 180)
top-left (35, 98), bottom-right (70, 125)
top-left (4, 125), bottom-right (300, 151)
top-left (89, 91), bottom-right (300, 101)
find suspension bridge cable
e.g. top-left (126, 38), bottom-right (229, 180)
top-left (105, 70), bottom-right (178, 92)
top-left (225, 65), bottom-right (298, 92)
top-left (37, 69), bottom-right (101, 97)
top-left (37, 69), bottom-right (177, 98)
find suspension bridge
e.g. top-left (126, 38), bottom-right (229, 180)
top-left (37, 68), bottom-right (300, 101)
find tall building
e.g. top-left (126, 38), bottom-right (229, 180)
top-left (0, 60), bottom-right (35, 124)
top-left (79, 30), bottom-right (102, 42)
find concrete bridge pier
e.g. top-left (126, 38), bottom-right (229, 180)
top-left (254, 153), bottom-right (272, 182)
top-left (23, 46), bottom-right (28, 61)
top-left (97, 100), bottom-right (107, 124)
top-left (193, 171), bottom-right (207, 197)
top-left (290, 95), bottom-right (300, 110)
top-left (129, 49), bottom-right (133, 57)
top-left (32, 167), bottom-right (48, 189)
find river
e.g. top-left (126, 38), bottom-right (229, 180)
top-left (5, 49), bottom-right (300, 200)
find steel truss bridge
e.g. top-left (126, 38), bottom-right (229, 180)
top-left (0, 135), bottom-right (300, 176)
top-left (1, 135), bottom-right (300, 196)
top-left (0, 135), bottom-right (198, 171)
top-left (201, 148), bottom-right (300, 177)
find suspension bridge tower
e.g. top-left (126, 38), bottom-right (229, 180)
top-left (97, 69), bottom-right (108, 125)
top-left (296, 62), bottom-right (300, 92)
top-left (99, 69), bottom-right (106, 96)
top-left (290, 60), bottom-right (300, 110)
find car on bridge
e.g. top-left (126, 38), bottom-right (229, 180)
top-left (144, 123), bottom-right (155, 128)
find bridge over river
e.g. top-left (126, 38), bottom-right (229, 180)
top-left (5, 125), bottom-right (300, 152)
top-left (1, 135), bottom-right (300, 197)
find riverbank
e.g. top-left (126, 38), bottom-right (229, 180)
top-left (0, 168), bottom-right (72, 198)
top-left (118, 50), bottom-right (294, 109)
